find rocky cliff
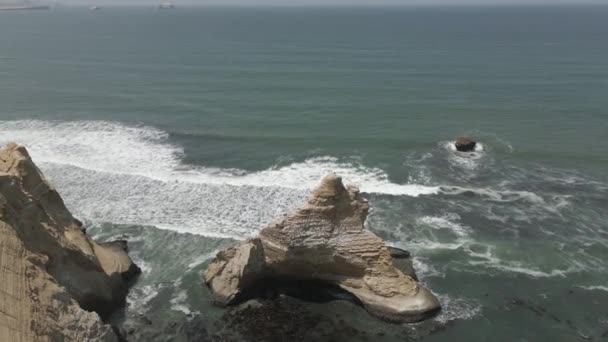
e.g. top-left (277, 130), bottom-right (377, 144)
top-left (204, 173), bottom-right (440, 323)
top-left (0, 143), bottom-right (139, 342)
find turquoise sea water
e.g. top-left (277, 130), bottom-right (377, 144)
top-left (1, 6), bottom-right (607, 341)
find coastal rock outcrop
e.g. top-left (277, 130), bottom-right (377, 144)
top-left (204, 174), bottom-right (440, 323)
top-left (0, 143), bottom-right (140, 341)
top-left (454, 137), bottom-right (477, 152)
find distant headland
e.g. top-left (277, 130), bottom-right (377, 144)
top-left (0, 1), bottom-right (50, 10)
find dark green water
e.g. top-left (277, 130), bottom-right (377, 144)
top-left (1, 6), bottom-right (607, 341)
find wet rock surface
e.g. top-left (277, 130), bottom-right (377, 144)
top-left (454, 137), bottom-right (477, 152)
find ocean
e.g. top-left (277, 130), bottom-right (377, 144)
top-left (1, 5), bottom-right (607, 341)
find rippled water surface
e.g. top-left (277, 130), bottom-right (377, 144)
top-left (1, 6), bottom-right (607, 341)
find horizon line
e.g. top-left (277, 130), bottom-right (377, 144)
top-left (52, 2), bottom-right (608, 8)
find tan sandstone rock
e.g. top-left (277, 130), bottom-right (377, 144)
top-left (204, 173), bottom-right (440, 323)
top-left (0, 143), bottom-right (139, 342)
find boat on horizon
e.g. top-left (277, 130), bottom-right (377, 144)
top-left (158, 2), bottom-right (174, 9)
top-left (90, 5), bottom-right (101, 10)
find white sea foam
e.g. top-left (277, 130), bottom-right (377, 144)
top-left (187, 250), bottom-right (221, 270)
top-left (1, 120), bottom-right (594, 279)
top-left (442, 140), bottom-right (486, 170)
top-left (41, 163), bottom-right (301, 239)
top-left (0, 120), bottom-right (182, 177)
top-left (127, 284), bottom-right (163, 312)
top-left (170, 289), bottom-right (193, 315)
top-left (0, 120), bottom-right (439, 238)
top-left (0, 120), bottom-right (440, 197)
top-left (130, 253), bottom-right (153, 276)
top-left (433, 294), bottom-right (481, 324)
top-left (444, 139), bottom-right (485, 153)
top-left (388, 212), bottom-right (473, 257)
top-left (439, 186), bottom-right (546, 204)
top-left (417, 213), bottom-right (470, 237)
top-left (408, 240), bottom-right (468, 251)
top-left (485, 264), bottom-right (569, 278)
top-left (403, 228), bottom-right (578, 279)
top-left (464, 243), bottom-right (571, 278)
top-left (578, 285), bottom-right (608, 292)
top-left (412, 257), bottom-right (442, 279)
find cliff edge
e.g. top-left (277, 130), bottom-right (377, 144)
top-left (0, 143), bottom-right (139, 342)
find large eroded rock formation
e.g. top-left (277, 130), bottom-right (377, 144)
top-left (0, 143), bottom-right (139, 342)
top-left (204, 174), bottom-right (440, 323)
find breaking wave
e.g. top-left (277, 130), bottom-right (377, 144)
top-left (0, 120), bottom-right (439, 238)
top-left (0, 120), bottom-right (439, 196)
top-left (578, 285), bottom-right (608, 292)
top-left (1, 120), bottom-right (604, 280)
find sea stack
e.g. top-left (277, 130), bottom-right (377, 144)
top-left (204, 173), bottom-right (440, 323)
top-left (0, 143), bottom-right (140, 341)
top-left (454, 137), bottom-right (477, 152)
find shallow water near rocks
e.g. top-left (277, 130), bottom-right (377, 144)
top-left (1, 5), bottom-right (608, 341)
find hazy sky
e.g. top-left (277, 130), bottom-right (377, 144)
top-left (45, 0), bottom-right (608, 5)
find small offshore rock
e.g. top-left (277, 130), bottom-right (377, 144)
top-left (454, 137), bottom-right (477, 152)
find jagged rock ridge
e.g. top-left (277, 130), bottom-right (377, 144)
top-left (204, 173), bottom-right (440, 323)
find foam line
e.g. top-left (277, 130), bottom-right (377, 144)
top-left (0, 120), bottom-right (440, 197)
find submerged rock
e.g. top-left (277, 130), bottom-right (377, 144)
top-left (0, 143), bottom-right (140, 341)
top-left (119, 314), bottom-right (210, 342)
top-left (214, 297), bottom-right (366, 342)
top-left (387, 246), bottom-right (419, 282)
top-left (454, 137), bottom-right (477, 152)
top-left (204, 173), bottom-right (440, 323)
